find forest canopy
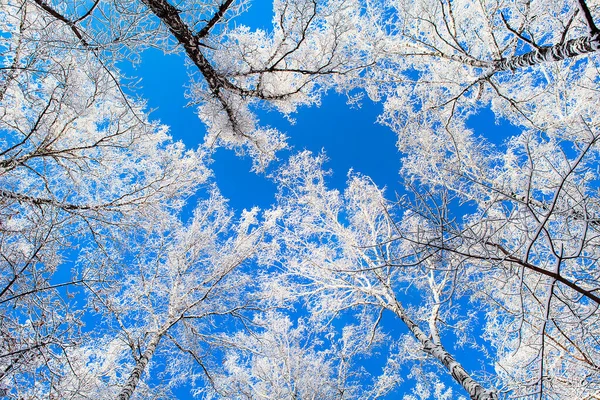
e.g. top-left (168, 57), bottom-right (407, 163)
top-left (1, 0), bottom-right (600, 398)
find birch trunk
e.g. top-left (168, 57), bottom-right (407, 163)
top-left (387, 300), bottom-right (498, 400)
top-left (494, 33), bottom-right (600, 71)
top-left (116, 333), bottom-right (163, 400)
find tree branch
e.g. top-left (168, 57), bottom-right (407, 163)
top-left (197, 0), bottom-right (236, 38)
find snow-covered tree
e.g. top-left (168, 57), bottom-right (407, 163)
top-left (322, 0), bottom-right (600, 395)
top-left (267, 146), bottom-right (600, 398)
top-left (204, 310), bottom-right (406, 399)
top-left (3, 0), bottom-right (600, 397)
top-left (353, 0), bottom-right (600, 396)
top-left (396, 119), bottom-right (600, 398)
top-left (0, 0), bottom-right (206, 392)
top-left (266, 152), bottom-right (497, 399)
top-left (6, 189), bottom-right (267, 398)
top-left (354, 0), bottom-right (599, 183)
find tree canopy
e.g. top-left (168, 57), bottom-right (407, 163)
top-left (1, 0), bottom-right (599, 398)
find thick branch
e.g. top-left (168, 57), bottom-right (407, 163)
top-left (0, 189), bottom-right (93, 211)
top-left (576, 0), bottom-right (599, 35)
top-left (140, 0), bottom-right (226, 95)
top-left (487, 242), bottom-right (600, 305)
top-left (32, 0), bottom-right (89, 45)
top-left (197, 0), bottom-right (235, 38)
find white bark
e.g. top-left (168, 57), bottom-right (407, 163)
top-left (116, 333), bottom-right (163, 400)
top-left (494, 33), bottom-right (600, 71)
top-left (387, 300), bottom-right (498, 400)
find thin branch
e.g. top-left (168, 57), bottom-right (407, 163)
top-left (501, 12), bottom-right (539, 49)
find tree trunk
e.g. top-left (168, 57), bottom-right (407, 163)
top-left (387, 300), bottom-right (498, 400)
top-left (494, 33), bottom-right (600, 71)
top-left (116, 333), bottom-right (163, 400)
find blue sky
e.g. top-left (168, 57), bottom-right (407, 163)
top-left (126, 49), bottom-right (402, 214)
